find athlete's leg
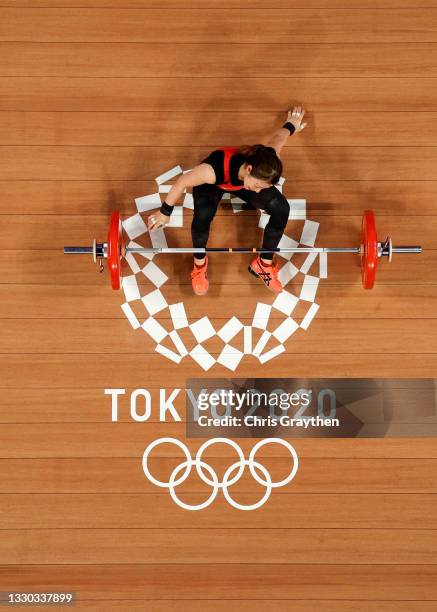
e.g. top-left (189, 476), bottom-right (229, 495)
top-left (233, 186), bottom-right (290, 261)
top-left (234, 186), bottom-right (289, 293)
top-left (260, 190), bottom-right (290, 261)
top-left (191, 183), bottom-right (223, 263)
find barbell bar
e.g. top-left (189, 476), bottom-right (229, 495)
top-left (64, 209), bottom-right (422, 291)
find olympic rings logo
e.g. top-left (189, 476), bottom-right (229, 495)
top-left (142, 437), bottom-right (299, 511)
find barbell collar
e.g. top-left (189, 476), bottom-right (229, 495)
top-left (64, 242), bottom-right (107, 257)
top-left (64, 246), bottom-right (94, 254)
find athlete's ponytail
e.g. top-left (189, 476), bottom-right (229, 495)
top-left (237, 144), bottom-right (282, 185)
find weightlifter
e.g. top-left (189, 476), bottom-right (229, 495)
top-left (147, 105), bottom-right (307, 295)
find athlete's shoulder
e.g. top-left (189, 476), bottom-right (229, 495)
top-left (201, 149), bottom-right (225, 164)
top-left (200, 149), bottom-right (226, 184)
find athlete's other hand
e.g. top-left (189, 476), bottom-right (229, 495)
top-left (148, 211), bottom-right (169, 231)
top-left (287, 105), bottom-right (307, 132)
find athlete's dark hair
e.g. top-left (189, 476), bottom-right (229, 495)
top-left (237, 144), bottom-right (283, 185)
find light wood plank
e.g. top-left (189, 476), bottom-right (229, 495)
top-left (1, 8), bottom-right (436, 43)
top-left (2, 0), bottom-right (436, 8)
top-left (0, 602), bottom-right (432, 612)
top-left (2, 146), bottom-right (437, 181)
top-left (1, 353), bottom-right (437, 383)
top-left (1, 180), bottom-right (437, 216)
top-left (1, 422), bottom-right (437, 458)
top-left (1, 411), bottom-right (437, 458)
top-left (0, 602), bottom-right (435, 612)
top-left (1, 318), bottom-right (436, 354)
top-left (3, 111), bottom-right (437, 147)
top-left (2, 286), bottom-right (436, 319)
top-left (1, 77), bottom-right (436, 105)
top-left (0, 564), bottom-right (436, 599)
top-left (2, 493), bottom-right (436, 529)
top-left (0, 44), bottom-right (437, 77)
top-left (1, 528), bottom-right (436, 565)
top-left (0, 602), bottom-right (433, 612)
top-left (0, 457), bottom-right (436, 492)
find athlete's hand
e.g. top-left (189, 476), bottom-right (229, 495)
top-left (148, 211), bottom-right (169, 231)
top-left (287, 105), bottom-right (307, 132)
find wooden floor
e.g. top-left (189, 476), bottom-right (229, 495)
top-left (1, 1), bottom-right (437, 609)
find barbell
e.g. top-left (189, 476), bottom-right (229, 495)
top-left (64, 209), bottom-right (421, 291)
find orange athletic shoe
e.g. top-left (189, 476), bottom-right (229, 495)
top-left (248, 256), bottom-right (283, 293)
top-left (190, 257), bottom-right (209, 296)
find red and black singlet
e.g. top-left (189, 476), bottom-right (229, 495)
top-left (216, 146), bottom-right (244, 191)
top-left (200, 147), bottom-right (245, 191)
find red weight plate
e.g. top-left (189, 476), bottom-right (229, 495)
top-left (107, 211), bottom-right (122, 290)
top-left (361, 210), bottom-right (378, 290)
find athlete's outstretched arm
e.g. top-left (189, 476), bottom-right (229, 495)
top-left (264, 105), bottom-right (307, 157)
top-left (148, 163), bottom-right (216, 231)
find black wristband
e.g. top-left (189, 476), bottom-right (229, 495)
top-left (160, 201), bottom-right (174, 217)
top-left (282, 121), bottom-right (296, 135)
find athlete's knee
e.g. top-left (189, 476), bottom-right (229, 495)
top-left (267, 193), bottom-right (289, 213)
top-left (191, 207), bottom-right (216, 231)
top-left (267, 196), bottom-right (289, 229)
top-left (274, 195), bottom-right (290, 216)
